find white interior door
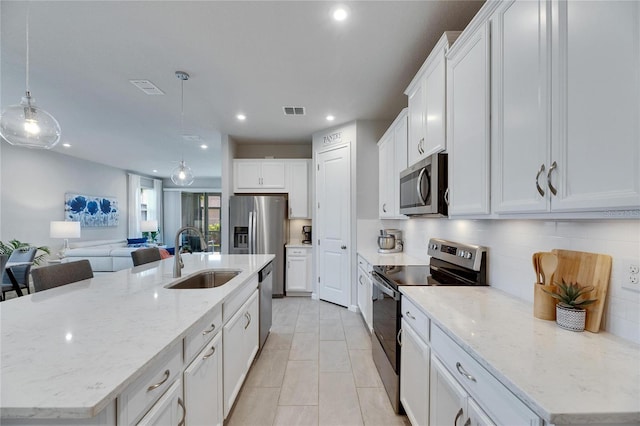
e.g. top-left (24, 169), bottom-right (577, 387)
top-left (316, 144), bottom-right (351, 307)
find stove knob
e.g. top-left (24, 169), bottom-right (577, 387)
top-left (465, 252), bottom-right (473, 259)
top-left (458, 250), bottom-right (465, 257)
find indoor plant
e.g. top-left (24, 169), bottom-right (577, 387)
top-left (0, 239), bottom-right (51, 265)
top-left (544, 280), bottom-right (597, 332)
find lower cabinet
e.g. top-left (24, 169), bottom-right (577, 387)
top-left (286, 246), bottom-right (312, 293)
top-left (356, 256), bottom-right (372, 332)
top-left (223, 290), bottom-right (259, 418)
top-left (400, 318), bottom-right (430, 426)
top-left (183, 332), bottom-right (223, 426)
top-left (136, 379), bottom-right (185, 426)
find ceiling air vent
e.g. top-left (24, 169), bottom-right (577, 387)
top-left (129, 80), bottom-right (164, 95)
top-left (283, 106), bottom-right (306, 116)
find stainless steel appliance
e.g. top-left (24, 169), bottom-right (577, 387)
top-left (229, 195), bottom-right (288, 296)
top-left (371, 238), bottom-right (487, 413)
top-left (399, 153), bottom-right (448, 217)
top-left (302, 226), bottom-right (312, 245)
top-left (258, 262), bottom-right (273, 349)
top-left (377, 229), bottom-right (403, 254)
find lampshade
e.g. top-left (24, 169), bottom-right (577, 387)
top-left (170, 160), bottom-right (195, 186)
top-left (50, 221), bottom-right (81, 238)
top-left (0, 93), bottom-right (61, 149)
top-left (141, 220), bottom-right (158, 233)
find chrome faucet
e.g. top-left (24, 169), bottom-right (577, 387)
top-left (174, 226), bottom-right (208, 278)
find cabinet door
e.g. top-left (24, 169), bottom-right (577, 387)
top-left (234, 161), bottom-right (262, 190)
top-left (550, 0), bottom-right (640, 211)
top-left (244, 290), bottom-right (260, 369)
top-left (378, 135), bottom-right (395, 218)
top-left (184, 332), bottom-right (223, 426)
top-left (137, 379), bottom-right (184, 426)
top-left (261, 161), bottom-right (286, 189)
top-left (430, 356), bottom-right (468, 426)
top-left (447, 22), bottom-right (491, 216)
top-left (287, 254), bottom-right (309, 292)
top-left (394, 110), bottom-right (409, 176)
top-left (357, 266), bottom-right (368, 325)
top-left (491, 0), bottom-right (550, 214)
top-left (407, 81), bottom-right (426, 167)
top-left (288, 160), bottom-right (310, 218)
top-left (400, 319), bottom-right (430, 426)
top-left (424, 50), bottom-right (447, 157)
top-left (467, 398), bottom-right (496, 426)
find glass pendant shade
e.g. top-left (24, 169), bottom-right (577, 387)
top-left (171, 160), bottom-right (194, 186)
top-left (0, 92), bottom-right (61, 149)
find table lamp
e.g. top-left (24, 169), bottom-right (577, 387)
top-left (50, 221), bottom-right (81, 258)
top-left (141, 220), bottom-right (159, 243)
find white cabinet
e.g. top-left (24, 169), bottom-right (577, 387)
top-left (356, 256), bottom-right (372, 332)
top-left (400, 318), bottom-right (430, 426)
top-left (287, 160), bottom-right (310, 218)
top-left (233, 160), bottom-right (286, 192)
top-left (223, 289), bottom-right (259, 418)
top-left (184, 332), bottom-right (223, 426)
top-left (378, 109), bottom-right (408, 219)
top-left (492, 0), bottom-right (640, 214)
top-left (136, 379), bottom-right (184, 426)
top-left (446, 21), bottom-right (491, 216)
top-left (430, 355), bottom-right (468, 426)
top-left (286, 246), bottom-right (312, 293)
top-left (405, 32), bottom-right (460, 167)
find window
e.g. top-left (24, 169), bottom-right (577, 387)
top-left (181, 192), bottom-right (222, 252)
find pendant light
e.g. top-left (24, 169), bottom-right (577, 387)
top-left (170, 71), bottom-right (195, 186)
top-left (0, 4), bottom-right (61, 149)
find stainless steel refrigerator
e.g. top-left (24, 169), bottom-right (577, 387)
top-left (229, 195), bottom-right (288, 296)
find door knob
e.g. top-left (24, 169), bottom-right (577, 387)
top-left (341, 245), bottom-right (347, 250)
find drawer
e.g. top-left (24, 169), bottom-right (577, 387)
top-left (287, 248), bottom-right (309, 256)
top-left (401, 296), bottom-right (429, 343)
top-left (118, 343), bottom-right (183, 425)
top-left (184, 305), bottom-right (222, 364)
top-left (223, 274), bottom-right (258, 323)
top-left (357, 255), bottom-right (372, 273)
top-left (431, 325), bottom-right (541, 426)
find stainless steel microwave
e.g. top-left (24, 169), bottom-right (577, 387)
top-left (399, 153), bottom-right (448, 217)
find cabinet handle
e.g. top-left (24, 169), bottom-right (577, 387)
top-left (547, 161), bottom-right (558, 196)
top-left (456, 362), bottom-right (477, 382)
top-left (444, 187), bottom-right (450, 206)
top-left (359, 275), bottom-right (364, 285)
top-left (341, 245), bottom-right (347, 250)
top-left (177, 397), bottom-right (186, 426)
top-left (405, 311), bottom-right (416, 320)
top-left (535, 163), bottom-right (546, 196)
top-left (244, 312), bottom-right (251, 329)
top-left (463, 418), bottom-right (471, 426)
top-left (202, 323), bottom-right (216, 335)
top-left (382, 203), bottom-right (387, 213)
top-left (147, 369), bottom-right (170, 392)
top-left (454, 408), bottom-right (464, 426)
top-left (397, 328), bottom-right (403, 347)
top-left (202, 345), bottom-right (216, 360)
top-left (289, 207), bottom-right (292, 215)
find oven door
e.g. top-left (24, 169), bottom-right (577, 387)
top-left (371, 271), bottom-right (401, 373)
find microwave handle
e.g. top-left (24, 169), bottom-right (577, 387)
top-left (416, 168), bottom-right (429, 205)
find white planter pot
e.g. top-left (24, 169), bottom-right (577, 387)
top-left (555, 305), bottom-right (586, 332)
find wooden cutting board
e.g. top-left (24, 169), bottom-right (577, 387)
top-left (551, 249), bottom-right (612, 333)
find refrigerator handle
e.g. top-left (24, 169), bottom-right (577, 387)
top-left (248, 211), bottom-right (254, 254)
top-left (252, 210), bottom-right (258, 253)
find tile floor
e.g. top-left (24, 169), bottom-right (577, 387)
top-left (226, 297), bottom-right (409, 426)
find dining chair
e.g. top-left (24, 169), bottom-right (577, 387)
top-left (131, 247), bottom-right (162, 266)
top-left (31, 260), bottom-right (94, 293)
top-left (1, 247), bottom-right (37, 299)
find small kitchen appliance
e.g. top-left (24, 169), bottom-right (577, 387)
top-left (377, 229), bottom-right (403, 253)
top-left (302, 226), bottom-right (312, 244)
top-left (399, 152), bottom-right (448, 217)
top-left (371, 238), bottom-right (487, 413)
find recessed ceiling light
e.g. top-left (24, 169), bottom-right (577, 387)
top-left (62, 143), bottom-right (71, 148)
top-left (153, 169), bottom-right (158, 173)
top-left (326, 115), bottom-right (335, 121)
top-left (200, 144), bottom-right (208, 149)
top-left (332, 6), bottom-right (349, 21)
top-left (237, 114), bottom-right (246, 121)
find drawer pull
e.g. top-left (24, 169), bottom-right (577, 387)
top-left (405, 311), bottom-right (416, 320)
top-left (244, 312), bottom-right (251, 329)
top-left (547, 161), bottom-right (558, 196)
top-left (202, 345), bottom-right (216, 360)
top-left (463, 418), bottom-right (471, 426)
top-left (456, 362), bottom-right (477, 382)
top-left (454, 408), bottom-right (464, 426)
top-left (535, 163), bottom-right (546, 196)
top-left (147, 369), bottom-right (170, 392)
top-left (177, 397), bottom-right (186, 426)
top-left (202, 323), bottom-right (216, 335)
top-left (397, 328), bottom-right (403, 347)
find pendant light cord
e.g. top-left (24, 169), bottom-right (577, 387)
top-left (180, 77), bottom-right (184, 162)
top-left (25, 3), bottom-right (30, 93)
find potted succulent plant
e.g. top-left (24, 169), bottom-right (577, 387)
top-left (544, 280), bottom-right (597, 332)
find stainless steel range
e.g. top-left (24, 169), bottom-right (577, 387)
top-left (371, 238), bottom-right (487, 414)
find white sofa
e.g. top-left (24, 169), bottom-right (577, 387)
top-left (62, 239), bottom-right (139, 272)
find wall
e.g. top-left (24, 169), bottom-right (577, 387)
top-left (0, 144), bottom-right (128, 253)
top-left (365, 217), bottom-right (640, 343)
top-left (235, 143), bottom-right (311, 159)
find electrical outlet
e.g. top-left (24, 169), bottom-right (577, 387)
top-left (630, 264), bottom-right (640, 275)
top-left (630, 274), bottom-right (639, 285)
top-left (621, 259), bottom-right (640, 291)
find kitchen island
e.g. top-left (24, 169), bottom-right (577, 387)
top-left (0, 253), bottom-right (274, 424)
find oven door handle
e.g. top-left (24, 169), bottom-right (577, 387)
top-left (372, 273), bottom-right (400, 300)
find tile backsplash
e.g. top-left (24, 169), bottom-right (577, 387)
top-left (359, 218), bottom-right (640, 343)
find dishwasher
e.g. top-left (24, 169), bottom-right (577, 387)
top-left (258, 262), bottom-right (273, 350)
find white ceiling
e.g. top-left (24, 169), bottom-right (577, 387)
top-left (0, 1), bottom-right (484, 179)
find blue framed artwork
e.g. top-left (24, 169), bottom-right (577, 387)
top-left (65, 193), bottom-right (119, 227)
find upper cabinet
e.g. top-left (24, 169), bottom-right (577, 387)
top-left (491, 0), bottom-right (640, 214)
top-left (234, 160), bottom-right (286, 191)
top-left (378, 109), bottom-right (408, 219)
top-left (447, 21), bottom-right (492, 216)
top-left (287, 160), bottom-right (310, 219)
top-left (405, 32), bottom-right (460, 167)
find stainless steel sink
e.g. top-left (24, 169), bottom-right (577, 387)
top-left (166, 270), bottom-right (240, 289)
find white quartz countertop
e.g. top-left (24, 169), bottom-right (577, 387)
top-left (0, 253), bottom-right (274, 419)
top-left (357, 248), bottom-right (428, 266)
top-left (400, 286), bottom-right (640, 425)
